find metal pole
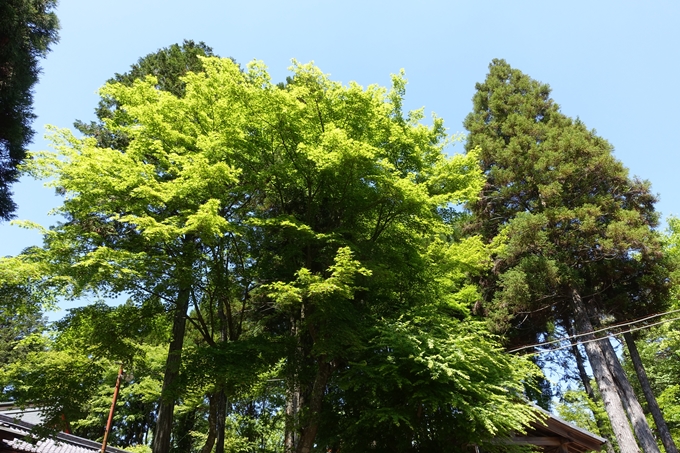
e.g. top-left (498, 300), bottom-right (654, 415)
top-left (101, 363), bottom-right (124, 453)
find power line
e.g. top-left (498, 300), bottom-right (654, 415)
top-left (508, 308), bottom-right (680, 355)
top-left (535, 315), bottom-right (680, 356)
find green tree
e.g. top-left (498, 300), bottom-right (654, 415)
top-left (1, 301), bottom-right (169, 446)
top-left (72, 40), bottom-right (252, 453)
top-left (620, 218), bottom-right (680, 448)
top-left (555, 389), bottom-right (614, 441)
top-left (73, 39), bottom-right (216, 150)
top-left (628, 327), bottom-right (680, 444)
top-left (18, 57), bottom-right (540, 452)
top-left (464, 59), bottom-right (673, 453)
top-left (0, 246), bottom-right (57, 398)
top-left (0, 0), bottom-right (59, 220)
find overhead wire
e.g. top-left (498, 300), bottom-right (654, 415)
top-left (507, 307), bottom-right (680, 355)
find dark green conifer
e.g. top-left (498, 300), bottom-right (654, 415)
top-left (0, 0), bottom-right (59, 220)
top-left (464, 59), bottom-right (673, 453)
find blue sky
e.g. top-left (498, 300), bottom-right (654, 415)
top-left (3, 0), bottom-right (680, 316)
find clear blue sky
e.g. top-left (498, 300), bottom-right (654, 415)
top-left (3, 0), bottom-right (679, 315)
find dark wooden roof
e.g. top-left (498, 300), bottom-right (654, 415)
top-left (0, 413), bottom-right (128, 453)
top-left (510, 407), bottom-right (607, 453)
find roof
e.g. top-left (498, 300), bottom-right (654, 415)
top-left (0, 413), bottom-right (128, 453)
top-left (0, 403), bottom-right (45, 426)
top-left (509, 407), bottom-right (608, 453)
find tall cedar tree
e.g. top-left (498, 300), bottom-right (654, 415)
top-left (464, 59), bottom-right (672, 453)
top-left (0, 0), bottom-right (59, 220)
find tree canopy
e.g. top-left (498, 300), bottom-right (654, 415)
top-left (3, 56), bottom-right (542, 452)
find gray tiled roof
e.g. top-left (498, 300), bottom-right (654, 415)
top-left (0, 414), bottom-right (128, 453)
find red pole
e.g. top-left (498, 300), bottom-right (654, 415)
top-left (101, 363), bottom-right (124, 453)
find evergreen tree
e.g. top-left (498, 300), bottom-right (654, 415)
top-left (464, 59), bottom-right (673, 453)
top-left (0, 0), bottom-right (59, 220)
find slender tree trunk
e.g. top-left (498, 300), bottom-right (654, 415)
top-left (200, 393), bottom-right (217, 453)
top-left (215, 291), bottom-right (229, 453)
top-left (153, 286), bottom-right (191, 453)
top-left (571, 337), bottom-right (595, 397)
top-left (296, 360), bottom-right (332, 453)
top-left (571, 289), bottom-right (640, 453)
top-left (624, 332), bottom-right (679, 453)
top-left (571, 334), bottom-right (617, 453)
top-left (599, 336), bottom-right (660, 453)
top-left (215, 388), bottom-right (227, 453)
top-left (285, 384), bottom-right (300, 453)
top-left (285, 316), bottom-right (301, 453)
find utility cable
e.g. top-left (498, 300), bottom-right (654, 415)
top-left (508, 307), bottom-right (680, 353)
top-left (515, 314), bottom-right (680, 357)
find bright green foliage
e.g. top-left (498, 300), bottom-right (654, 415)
top-left (625, 329), bottom-right (680, 444)
top-left (17, 57), bottom-right (540, 451)
top-left (0, 0), bottom-right (59, 219)
top-left (74, 40), bottom-right (216, 150)
top-left (322, 316), bottom-right (539, 452)
top-left (1, 301), bottom-right (169, 446)
top-left (464, 59), bottom-right (671, 348)
top-left (619, 219), bottom-right (680, 444)
top-left (0, 247), bottom-right (58, 397)
top-left (555, 389), bottom-right (613, 442)
top-left (1, 335), bottom-right (107, 432)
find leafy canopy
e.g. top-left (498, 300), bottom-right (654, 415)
top-left (11, 56), bottom-right (542, 451)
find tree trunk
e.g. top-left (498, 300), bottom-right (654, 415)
top-left (152, 286), bottom-right (191, 453)
top-left (295, 361), bottom-right (332, 453)
top-left (599, 336), bottom-right (660, 453)
top-left (571, 289), bottom-right (640, 453)
top-left (215, 388), bottom-right (227, 453)
top-left (571, 336), bottom-right (595, 397)
top-left (571, 334), bottom-right (617, 453)
top-left (285, 383), bottom-right (300, 453)
top-left (624, 331), bottom-right (678, 453)
top-left (215, 291), bottom-right (229, 453)
top-left (285, 314), bottom-right (302, 453)
top-left (200, 393), bottom-right (217, 453)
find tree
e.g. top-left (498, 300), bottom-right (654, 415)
top-left (19, 57), bottom-right (541, 452)
top-left (0, 246), bottom-right (57, 398)
top-left (623, 324), bottom-right (680, 446)
top-left (464, 59), bottom-right (672, 453)
top-left (71, 40), bottom-right (228, 453)
top-left (0, 0), bottom-right (59, 220)
top-left (1, 301), bottom-right (170, 446)
top-left (618, 217), bottom-right (680, 449)
top-left (73, 39), bottom-right (216, 150)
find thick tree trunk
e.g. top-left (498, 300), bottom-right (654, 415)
top-left (624, 332), bottom-right (678, 453)
top-left (599, 336), bottom-right (660, 453)
top-left (296, 361), bottom-right (332, 453)
top-left (570, 335), bottom-right (617, 453)
top-left (152, 286), bottom-right (191, 453)
top-left (571, 289), bottom-right (640, 453)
